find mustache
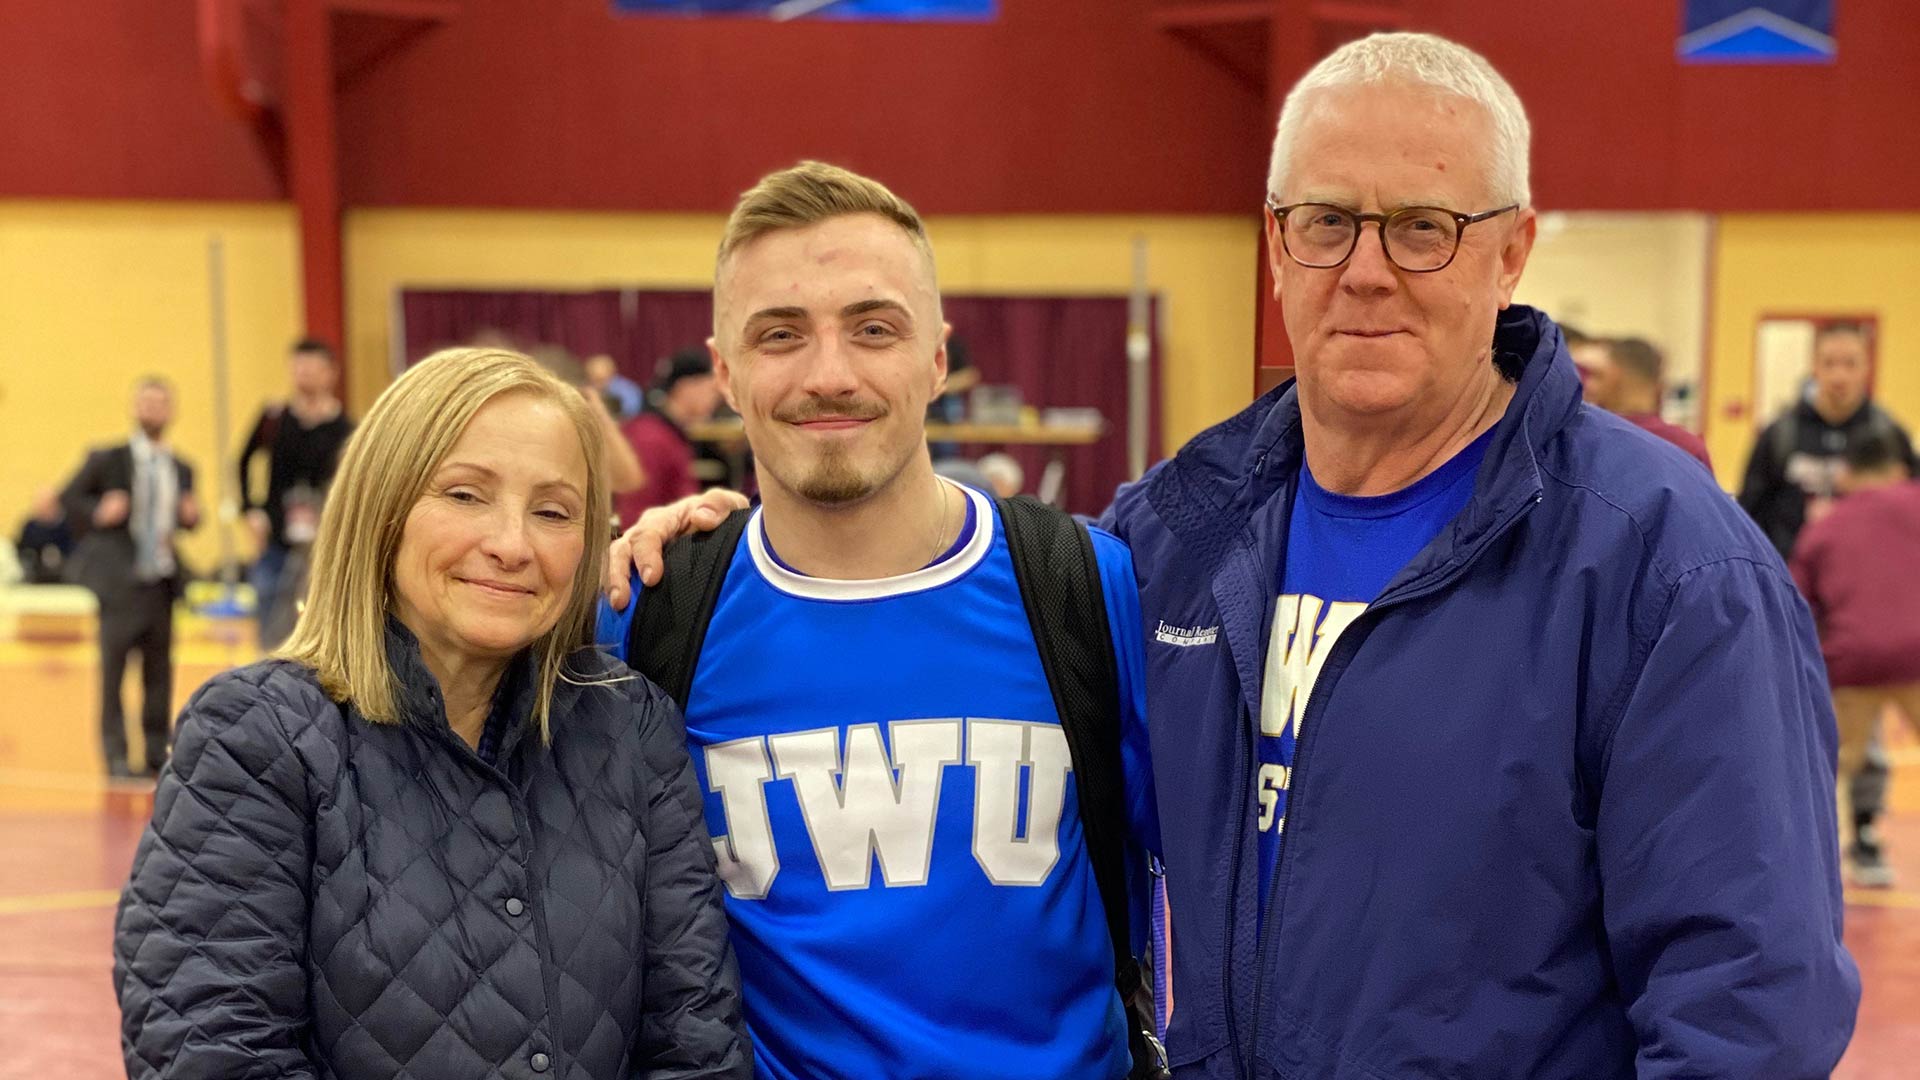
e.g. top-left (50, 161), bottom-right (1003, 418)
top-left (774, 399), bottom-right (889, 424)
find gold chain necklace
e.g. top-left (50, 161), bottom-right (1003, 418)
top-left (927, 479), bottom-right (953, 566)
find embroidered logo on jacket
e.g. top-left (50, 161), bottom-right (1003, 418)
top-left (1153, 620), bottom-right (1219, 647)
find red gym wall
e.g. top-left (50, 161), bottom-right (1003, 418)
top-left (5, 0), bottom-right (1917, 213)
top-left (0, 0), bottom-right (282, 200)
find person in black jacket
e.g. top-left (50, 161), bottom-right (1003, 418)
top-left (59, 377), bottom-right (199, 777)
top-left (1739, 323), bottom-right (1918, 560)
top-left (115, 347), bottom-right (750, 1080)
top-left (238, 337), bottom-right (355, 648)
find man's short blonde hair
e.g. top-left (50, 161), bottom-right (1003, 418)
top-left (716, 160), bottom-right (935, 276)
top-left (277, 347), bottom-right (610, 741)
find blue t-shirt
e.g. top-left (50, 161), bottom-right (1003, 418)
top-left (598, 480), bottom-right (1155, 1080)
top-left (1255, 430), bottom-right (1493, 903)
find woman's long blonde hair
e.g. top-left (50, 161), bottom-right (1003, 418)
top-left (277, 347), bottom-right (610, 741)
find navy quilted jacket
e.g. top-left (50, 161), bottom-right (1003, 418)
top-left (114, 624), bottom-right (751, 1080)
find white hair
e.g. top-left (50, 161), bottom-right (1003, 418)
top-left (1267, 32), bottom-right (1531, 207)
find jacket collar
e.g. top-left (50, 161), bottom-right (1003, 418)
top-left (1389, 304), bottom-right (1576, 590)
top-left (382, 616), bottom-right (539, 758)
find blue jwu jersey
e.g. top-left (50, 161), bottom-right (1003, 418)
top-left (600, 481), bottom-right (1155, 1080)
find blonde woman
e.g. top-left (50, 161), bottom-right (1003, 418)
top-left (115, 349), bottom-right (749, 1079)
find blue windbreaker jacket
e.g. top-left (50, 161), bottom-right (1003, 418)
top-left (1102, 306), bottom-right (1859, 1080)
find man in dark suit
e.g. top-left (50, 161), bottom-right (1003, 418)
top-left (60, 377), bottom-right (200, 777)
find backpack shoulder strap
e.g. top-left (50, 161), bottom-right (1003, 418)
top-left (994, 498), bottom-right (1128, 953)
top-left (996, 495), bottom-right (1165, 1076)
top-left (627, 508), bottom-right (752, 710)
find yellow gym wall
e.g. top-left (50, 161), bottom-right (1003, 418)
top-left (1706, 214), bottom-right (1920, 490)
top-left (0, 201), bottom-right (302, 574)
top-left (1515, 213), bottom-right (1712, 424)
top-left (344, 209), bottom-right (1259, 460)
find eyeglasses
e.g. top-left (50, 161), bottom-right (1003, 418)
top-left (1265, 197), bottom-right (1519, 273)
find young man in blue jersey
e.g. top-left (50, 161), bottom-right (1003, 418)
top-left (597, 162), bottom-right (1160, 1080)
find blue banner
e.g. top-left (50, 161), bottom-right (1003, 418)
top-left (1679, 1), bottom-right (1835, 63)
top-left (613, 0), bottom-right (996, 21)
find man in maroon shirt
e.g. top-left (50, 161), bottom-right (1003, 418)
top-left (1791, 432), bottom-right (1920, 887)
top-left (1574, 336), bottom-right (1714, 472)
top-left (615, 349), bottom-right (725, 528)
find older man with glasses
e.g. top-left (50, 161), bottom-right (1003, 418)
top-left (1099, 31), bottom-right (1859, 1080)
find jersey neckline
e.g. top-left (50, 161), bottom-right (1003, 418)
top-left (744, 478), bottom-right (994, 602)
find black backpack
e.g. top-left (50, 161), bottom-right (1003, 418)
top-left (628, 496), bottom-right (1168, 1079)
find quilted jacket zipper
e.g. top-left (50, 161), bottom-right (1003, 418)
top-left (513, 790), bottom-right (569, 1077)
top-left (428, 707), bottom-right (569, 1078)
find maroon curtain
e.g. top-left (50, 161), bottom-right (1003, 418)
top-left (402, 288), bottom-right (716, 386)
top-left (617, 291), bottom-right (715, 385)
top-left (940, 295), bottom-right (1161, 516)
top-left (398, 288), bottom-right (1160, 514)
top-left (400, 289), bottom-right (630, 370)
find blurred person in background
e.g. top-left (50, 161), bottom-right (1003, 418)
top-left (614, 348), bottom-right (724, 527)
top-left (1738, 327), bottom-right (1916, 862)
top-left (1559, 323), bottom-right (1593, 348)
top-left (1740, 322), bottom-right (1917, 559)
top-left (1559, 322), bottom-right (1604, 382)
top-left (115, 348), bottom-right (749, 1080)
top-left (60, 377), bottom-right (199, 777)
top-left (926, 336), bottom-right (978, 461)
top-left (1573, 335), bottom-right (1712, 470)
top-left (467, 326), bottom-right (519, 350)
top-left (587, 352), bottom-right (646, 419)
top-left (976, 451), bottom-right (1025, 498)
top-left (532, 343), bottom-right (651, 502)
top-left (14, 486), bottom-right (76, 584)
top-left (1791, 430), bottom-right (1920, 888)
top-left (238, 337), bottom-right (353, 649)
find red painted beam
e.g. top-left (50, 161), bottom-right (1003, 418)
top-left (198, 0), bottom-right (267, 122)
top-left (1150, 1), bottom-right (1273, 29)
top-left (1310, 1), bottom-right (1408, 26)
top-left (284, 0), bottom-right (344, 358)
top-left (331, 0), bottom-right (461, 17)
top-left (1255, 0), bottom-right (1317, 378)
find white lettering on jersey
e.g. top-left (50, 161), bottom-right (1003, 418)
top-left (1256, 762), bottom-right (1291, 832)
top-left (968, 719), bottom-right (1074, 885)
top-left (1257, 594), bottom-right (1366, 836)
top-left (705, 736), bottom-right (781, 899)
top-left (770, 720), bottom-right (964, 891)
top-left (1260, 595), bottom-right (1367, 741)
top-left (706, 718), bottom-right (1080, 900)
